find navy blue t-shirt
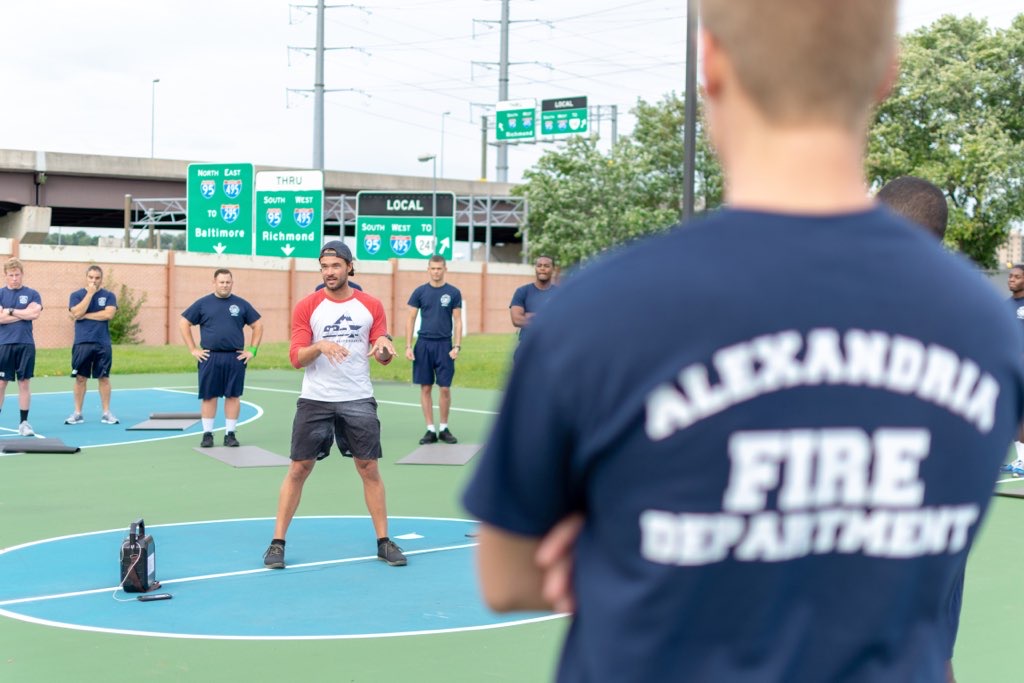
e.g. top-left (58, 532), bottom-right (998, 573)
top-left (408, 283), bottom-right (461, 340)
top-left (1008, 296), bottom-right (1024, 351)
top-left (464, 208), bottom-right (1024, 683)
top-left (510, 282), bottom-right (556, 341)
top-left (0, 286), bottom-right (42, 345)
top-left (69, 287), bottom-right (117, 345)
top-left (181, 293), bottom-right (261, 351)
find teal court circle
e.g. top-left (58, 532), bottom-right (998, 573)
top-left (0, 517), bottom-right (558, 639)
top-left (0, 388), bottom-right (260, 449)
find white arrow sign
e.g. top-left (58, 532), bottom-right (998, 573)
top-left (281, 244), bottom-right (295, 256)
top-left (213, 243), bottom-right (226, 254)
top-left (439, 237), bottom-right (451, 255)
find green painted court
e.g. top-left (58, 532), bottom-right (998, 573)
top-left (0, 370), bottom-right (1021, 681)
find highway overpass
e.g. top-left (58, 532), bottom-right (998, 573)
top-left (0, 149), bottom-right (527, 261)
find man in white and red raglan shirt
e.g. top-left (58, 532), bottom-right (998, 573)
top-left (263, 240), bottom-right (406, 569)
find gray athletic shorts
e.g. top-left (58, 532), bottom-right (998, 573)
top-left (290, 397), bottom-right (381, 461)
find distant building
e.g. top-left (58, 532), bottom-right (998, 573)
top-left (995, 227), bottom-right (1024, 268)
top-left (97, 236), bottom-right (125, 249)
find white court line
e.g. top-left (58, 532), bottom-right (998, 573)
top-left (0, 515), bottom-right (476, 555)
top-left (0, 607), bottom-right (565, 642)
top-left (245, 384), bottom-right (499, 416)
top-left (68, 388), bottom-right (263, 449)
top-left (0, 541), bottom-right (478, 608)
top-left (0, 517), bottom-right (554, 640)
top-left (0, 387), bottom-right (262, 451)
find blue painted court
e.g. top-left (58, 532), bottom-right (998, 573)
top-left (0, 383), bottom-right (554, 644)
top-left (0, 388), bottom-right (260, 450)
top-left (0, 517), bottom-right (553, 639)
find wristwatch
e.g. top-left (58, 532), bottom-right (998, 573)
top-left (454, 345), bottom-right (461, 350)
top-left (5, 308), bottom-right (12, 316)
top-left (384, 334), bottom-right (394, 341)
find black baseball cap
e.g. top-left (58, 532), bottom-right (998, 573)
top-left (319, 240), bottom-right (353, 262)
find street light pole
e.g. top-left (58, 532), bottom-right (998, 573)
top-left (150, 78), bottom-right (160, 158)
top-left (417, 154), bottom-right (438, 253)
top-left (681, 0), bottom-right (698, 221)
top-left (440, 111), bottom-right (451, 178)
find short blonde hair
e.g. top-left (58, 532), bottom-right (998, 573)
top-left (701, 0), bottom-right (896, 129)
top-left (4, 258), bottom-right (24, 274)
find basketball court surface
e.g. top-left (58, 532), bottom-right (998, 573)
top-left (0, 370), bottom-right (1021, 681)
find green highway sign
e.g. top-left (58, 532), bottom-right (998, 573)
top-left (495, 99), bottom-right (536, 141)
top-left (355, 192), bottom-right (456, 261)
top-left (541, 96), bottom-right (589, 136)
top-left (186, 163), bottom-right (254, 255)
top-left (254, 171), bottom-right (323, 258)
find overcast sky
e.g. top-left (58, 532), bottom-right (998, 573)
top-left (1, 0), bottom-right (1018, 185)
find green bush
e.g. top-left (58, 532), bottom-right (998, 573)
top-left (108, 280), bottom-right (147, 345)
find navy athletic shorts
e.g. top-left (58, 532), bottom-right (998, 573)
top-left (71, 342), bottom-right (112, 379)
top-left (412, 338), bottom-right (455, 387)
top-left (0, 343), bottom-right (35, 382)
top-left (197, 351), bottom-right (246, 400)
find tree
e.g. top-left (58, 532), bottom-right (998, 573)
top-left (107, 278), bottom-right (147, 345)
top-left (163, 231), bottom-right (187, 251)
top-left (44, 230), bottom-right (99, 246)
top-left (867, 14), bottom-right (1024, 267)
top-left (515, 93), bottom-right (722, 267)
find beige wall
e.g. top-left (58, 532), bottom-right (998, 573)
top-left (0, 241), bottom-right (535, 349)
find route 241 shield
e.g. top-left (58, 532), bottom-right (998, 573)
top-left (415, 235), bottom-right (435, 256)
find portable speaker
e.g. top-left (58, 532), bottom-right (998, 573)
top-left (119, 518), bottom-right (159, 593)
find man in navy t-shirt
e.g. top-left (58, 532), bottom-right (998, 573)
top-left (1004, 264), bottom-right (1024, 477)
top-left (877, 175), bottom-right (948, 241)
top-left (0, 258), bottom-right (42, 436)
top-left (463, 2), bottom-right (1024, 682)
top-left (65, 265), bottom-right (119, 426)
top-left (179, 268), bottom-right (263, 448)
top-left (878, 176), bottom-right (964, 682)
top-left (509, 255), bottom-right (556, 356)
top-left (405, 255), bottom-right (462, 445)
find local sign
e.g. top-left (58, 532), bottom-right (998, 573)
top-left (254, 171), bottom-right (324, 258)
top-left (186, 163), bottom-right (254, 255)
top-left (355, 192), bottom-right (456, 261)
top-left (540, 96), bottom-right (588, 136)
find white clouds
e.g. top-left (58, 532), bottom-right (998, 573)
top-left (0, 0), bottom-right (1016, 183)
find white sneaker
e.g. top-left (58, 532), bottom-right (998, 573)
top-left (1001, 459), bottom-right (1024, 477)
top-left (65, 412), bottom-right (84, 425)
top-left (100, 412), bottom-right (119, 425)
top-left (18, 421), bottom-right (34, 436)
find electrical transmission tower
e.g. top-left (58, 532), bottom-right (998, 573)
top-left (288, 0), bottom-right (370, 170)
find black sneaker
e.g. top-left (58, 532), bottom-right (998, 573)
top-left (377, 539), bottom-right (407, 566)
top-left (263, 543), bottom-right (285, 569)
top-left (224, 432), bottom-right (240, 447)
top-left (438, 428), bottom-right (458, 444)
top-left (200, 432), bottom-right (214, 448)
top-left (419, 430), bottom-right (438, 445)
